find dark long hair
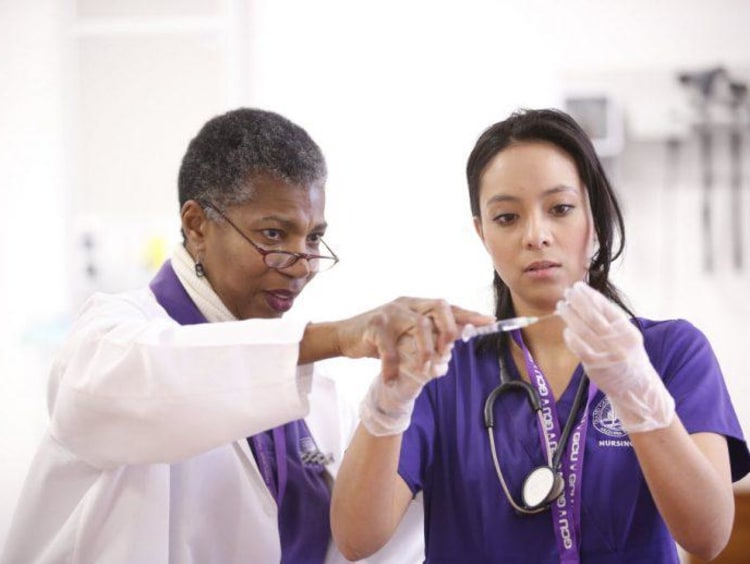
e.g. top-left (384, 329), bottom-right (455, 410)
top-left (466, 108), bottom-right (634, 351)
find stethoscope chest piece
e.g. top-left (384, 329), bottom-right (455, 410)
top-left (522, 466), bottom-right (564, 510)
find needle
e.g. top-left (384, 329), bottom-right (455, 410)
top-left (461, 313), bottom-right (558, 342)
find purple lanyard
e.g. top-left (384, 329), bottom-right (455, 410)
top-left (511, 330), bottom-right (597, 564)
top-left (249, 428), bottom-right (288, 506)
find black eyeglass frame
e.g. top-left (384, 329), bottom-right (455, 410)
top-left (198, 200), bottom-right (339, 273)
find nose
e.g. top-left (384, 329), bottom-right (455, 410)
top-left (279, 255), bottom-right (314, 279)
top-left (522, 213), bottom-right (551, 249)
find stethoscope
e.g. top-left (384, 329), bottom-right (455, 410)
top-left (484, 352), bottom-right (589, 514)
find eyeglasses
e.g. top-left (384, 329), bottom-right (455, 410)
top-left (200, 201), bottom-right (339, 273)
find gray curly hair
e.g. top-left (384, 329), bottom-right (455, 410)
top-left (178, 108), bottom-right (327, 210)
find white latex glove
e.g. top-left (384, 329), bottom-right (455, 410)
top-left (556, 281), bottom-right (675, 434)
top-left (359, 337), bottom-right (453, 437)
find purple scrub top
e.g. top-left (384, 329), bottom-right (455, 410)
top-left (398, 318), bottom-right (750, 563)
top-left (150, 260), bottom-right (331, 564)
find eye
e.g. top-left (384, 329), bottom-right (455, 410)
top-left (307, 232), bottom-right (324, 250)
top-left (550, 204), bottom-right (575, 217)
top-left (493, 213), bottom-right (518, 226)
top-left (260, 229), bottom-right (284, 244)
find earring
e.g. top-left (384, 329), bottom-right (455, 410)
top-left (195, 260), bottom-right (205, 278)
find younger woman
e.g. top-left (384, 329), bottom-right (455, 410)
top-left (331, 108), bottom-right (750, 563)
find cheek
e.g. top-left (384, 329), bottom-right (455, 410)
top-left (484, 236), bottom-right (514, 271)
top-left (569, 229), bottom-right (594, 272)
top-left (207, 240), bottom-right (264, 293)
top-left (207, 237), bottom-right (240, 273)
top-left (226, 252), bottom-right (268, 289)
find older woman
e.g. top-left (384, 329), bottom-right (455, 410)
top-left (1, 108), bottom-right (489, 564)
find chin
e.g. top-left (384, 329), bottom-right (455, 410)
top-left (244, 310), bottom-right (284, 320)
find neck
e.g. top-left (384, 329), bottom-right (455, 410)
top-left (510, 315), bottom-right (579, 399)
top-left (520, 312), bottom-right (566, 350)
top-left (172, 244), bottom-right (237, 323)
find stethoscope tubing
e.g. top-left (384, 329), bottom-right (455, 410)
top-left (483, 350), bottom-right (589, 513)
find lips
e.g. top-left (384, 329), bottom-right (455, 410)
top-left (524, 260), bottom-right (560, 272)
top-left (264, 290), bottom-right (297, 313)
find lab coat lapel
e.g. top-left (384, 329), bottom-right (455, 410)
top-left (149, 259), bottom-right (278, 509)
top-left (149, 260), bottom-right (206, 325)
top-left (306, 374), bottom-right (345, 480)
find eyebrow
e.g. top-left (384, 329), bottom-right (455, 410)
top-left (257, 215), bottom-right (328, 232)
top-left (485, 184), bottom-right (579, 205)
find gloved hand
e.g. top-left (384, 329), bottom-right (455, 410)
top-left (556, 281), bottom-right (675, 434)
top-left (359, 336), bottom-right (453, 437)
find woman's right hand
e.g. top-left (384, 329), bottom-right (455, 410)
top-left (359, 329), bottom-right (454, 436)
top-left (333, 297), bottom-right (492, 380)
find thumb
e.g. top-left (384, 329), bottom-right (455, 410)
top-left (450, 305), bottom-right (495, 328)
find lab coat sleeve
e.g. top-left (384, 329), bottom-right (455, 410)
top-left (48, 290), bottom-right (313, 469)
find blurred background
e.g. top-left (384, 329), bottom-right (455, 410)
top-left (1, 0), bottom-right (749, 558)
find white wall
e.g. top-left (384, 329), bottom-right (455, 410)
top-left (2, 0), bottom-right (749, 548)
top-left (0, 0), bottom-right (69, 542)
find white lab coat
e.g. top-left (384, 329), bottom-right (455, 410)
top-left (1, 288), bottom-right (423, 563)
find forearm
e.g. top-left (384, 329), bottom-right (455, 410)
top-left (331, 424), bottom-right (411, 560)
top-left (630, 419), bottom-right (734, 560)
top-left (299, 321), bottom-right (342, 364)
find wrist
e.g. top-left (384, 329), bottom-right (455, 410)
top-left (299, 321), bottom-right (342, 364)
top-left (607, 383), bottom-right (675, 434)
top-left (587, 353), bottom-right (676, 434)
top-left (359, 377), bottom-right (415, 437)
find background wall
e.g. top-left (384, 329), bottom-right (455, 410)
top-left (1, 0), bottom-right (749, 551)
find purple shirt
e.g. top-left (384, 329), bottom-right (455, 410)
top-left (398, 318), bottom-right (750, 563)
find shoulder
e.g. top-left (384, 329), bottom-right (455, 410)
top-left (637, 317), bottom-right (713, 359)
top-left (637, 317), bottom-right (704, 338)
top-left (76, 288), bottom-right (170, 324)
top-left (636, 317), bottom-right (722, 387)
top-left (63, 288), bottom-right (174, 347)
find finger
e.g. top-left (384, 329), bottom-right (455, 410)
top-left (561, 299), bottom-right (640, 367)
top-left (562, 326), bottom-right (591, 360)
top-left (603, 317), bottom-right (644, 350)
top-left (411, 315), bottom-right (437, 366)
top-left (562, 284), bottom-right (639, 344)
top-left (557, 298), bottom-right (605, 347)
top-left (395, 296), bottom-right (492, 328)
top-left (572, 282), bottom-right (628, 325)
top-left (395, 298), bottom-right (491, 352)
top-left (578, 283), bottom-right (627, 326)
top-left (430, 351), bottom-right (453, 378)
top-left (431, 302), bottom-right (495, 353)
top-left (563, 327), bottom-right (620, 368)
top-left (450, 305), bottom-right (496, 328)
top-left (396, 336), bottom-right (427, 384)
top-left (368, 312), bottom-right (401, 381)
top-left (414, 300), bottom-right (455, 354)
top-left (563, 284), bottom-right (613, 335)
top-left (425, 300), bottom-right (457, 354)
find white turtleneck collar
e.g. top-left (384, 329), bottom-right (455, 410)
top-left (171, 244), bottom-right (237, 323)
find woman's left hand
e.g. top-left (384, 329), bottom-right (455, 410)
top-left (556, 282), bottom-right (675, 433)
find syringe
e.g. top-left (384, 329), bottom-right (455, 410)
top-left (461, 313), bottom-right (557, 342)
